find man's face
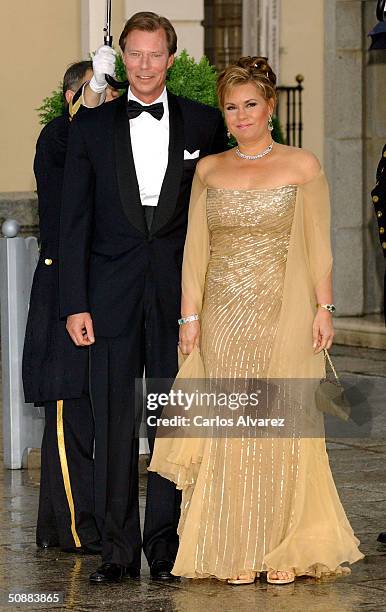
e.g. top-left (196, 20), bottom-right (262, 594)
top-left (122, 28), bottom-right (174, 103)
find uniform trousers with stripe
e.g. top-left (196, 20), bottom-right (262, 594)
top-left (37, 396), bottom-right (100, 548)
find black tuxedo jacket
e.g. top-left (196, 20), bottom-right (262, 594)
top-left (23, 114), bottom-right (89, 403)
top-left (59, 91), bottom-right (227, 337)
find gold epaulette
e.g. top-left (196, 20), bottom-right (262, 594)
top-left (68, 86), bottom-right (84, 121)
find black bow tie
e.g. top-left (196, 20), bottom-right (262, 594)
top-left (126, 99), bottom-right (164, 121)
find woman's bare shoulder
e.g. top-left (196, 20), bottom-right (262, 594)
top-left (295, 148), bottom-right (321, 182)
top-left (197, 150), bottom-right (231, 182)
top-left (275, 144), bottom-right (321, 182)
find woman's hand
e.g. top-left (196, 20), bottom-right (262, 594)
top-left (179, 320), bottom-right (201, 355)
top-left (312, 308), bottom-right (334, 354)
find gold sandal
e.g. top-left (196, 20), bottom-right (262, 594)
top-left (267, 569), bottom-right (295, 585)
top-left (227, 571), bottom-right (259, 585)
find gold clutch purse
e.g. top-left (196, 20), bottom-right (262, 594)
top-left (315, 350), bottom-right (351, 421)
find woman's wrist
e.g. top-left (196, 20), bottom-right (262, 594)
top-left (178, 314), bottom-right (199, 326)
top-left (316, 303), bottom-right (336, 314)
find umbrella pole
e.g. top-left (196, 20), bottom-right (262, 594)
top-left (103, 0), bottom-right (128, 89)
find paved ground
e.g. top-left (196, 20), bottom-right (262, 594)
top-left (0, 345), bottom-right (385, 612)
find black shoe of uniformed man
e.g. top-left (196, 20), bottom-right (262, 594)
top-left (377, 532), bottom-right (386, 544)
top-left (150, 560), bottom-right (179, 581)
top-left (89, 563), bottom-right (140, 583)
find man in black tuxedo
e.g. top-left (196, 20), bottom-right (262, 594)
top-left (59, 12), bottom-right (227, 583)
top-left (23, 61), bottom-right (102, 553)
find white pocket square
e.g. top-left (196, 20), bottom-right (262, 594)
top-left (184, 149), bottom-right (200, 160)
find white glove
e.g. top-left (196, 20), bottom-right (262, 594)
top-left (90, 45), bottom-right (117, 93)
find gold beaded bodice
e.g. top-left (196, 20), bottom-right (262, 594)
top-left (201, 185), bottom-right (297, 378)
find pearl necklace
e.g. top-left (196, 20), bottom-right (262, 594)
top-left (235, 141), bottom-right (274, 161)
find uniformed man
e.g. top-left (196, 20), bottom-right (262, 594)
top-left (370, 145), bottom-right (386, 330)
top-left (22, 60), bottom-right (116, 553)
top-left (372, 147), bottom-right (386, 547)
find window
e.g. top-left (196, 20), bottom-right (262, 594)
top-left (204, 0), bottom-right (243, 70)
top-left (204, 0), bottom-right (280, 76)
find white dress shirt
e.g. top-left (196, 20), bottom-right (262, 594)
top-left (128, 87), bottom-right (169, 207)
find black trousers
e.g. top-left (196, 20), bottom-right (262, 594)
top-left (37, 397), bottom-right (100, 548)
top-left (90, 296), bottom-right (181, 568)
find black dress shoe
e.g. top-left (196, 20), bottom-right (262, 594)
top-left (377, 532), bottom-right (386, 543)
top-left (61, 541), bottom-right (102, 555)
top-left (150, 560), bottom-right (178, 581)
top-left (89, 563), bottom-right (140, 583)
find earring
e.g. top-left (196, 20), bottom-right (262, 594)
top-left (227, 130), bottom-right (231, 139)
top-left (268, 115), bottom-right (274, 132)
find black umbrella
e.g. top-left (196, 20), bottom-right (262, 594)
top-left (377, 0), bottom-right (386, 21)
top-left (369, 21), bottom-right (386, 50)
top-left (368, 1), bottom-right (386, 50)
top-left (103, 0), bottom-right (128, 89)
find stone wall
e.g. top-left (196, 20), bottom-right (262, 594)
top-left (1, 0), bottom-right (81, 193)
top-left (324, 0), bottom-right (384, 316)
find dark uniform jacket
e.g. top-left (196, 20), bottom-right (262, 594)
top-left (59, 92), bottom-right (227, 337)
top-left (23, 111), bottom-right (89, 403)
top-left (371, 144), bottom-right (386, 324)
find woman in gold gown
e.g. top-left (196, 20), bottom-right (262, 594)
top-left (149, 57), bottom-right (363, 585)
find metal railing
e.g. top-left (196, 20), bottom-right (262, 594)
top-left (0, 220), bottom-right (44, 468)
top-left (276, 75), bottom-right (304, 148)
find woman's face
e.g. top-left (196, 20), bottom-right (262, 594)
top-left (224, 82), bottom-right (274, 144)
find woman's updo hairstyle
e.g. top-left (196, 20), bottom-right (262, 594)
top-left (217, 56), bottom-right (277, 110)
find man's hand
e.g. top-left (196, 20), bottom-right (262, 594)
top-left (66, 313), bottom-right (95, 346)
top-left (90, 45), bottom-right (117, 93)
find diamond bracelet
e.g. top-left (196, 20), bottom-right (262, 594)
top-left (178, 314), bottom-right (199, 326)
top-left (317, 303), bottom-right (336, 313)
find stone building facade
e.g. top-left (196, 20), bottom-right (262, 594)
top-left (325, 0), bottom-right (385, 316)
top-left (0, 0), bottom-right (384, 317)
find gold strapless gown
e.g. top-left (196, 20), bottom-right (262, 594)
top-left (169, 186), bottom-right (363, 580)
